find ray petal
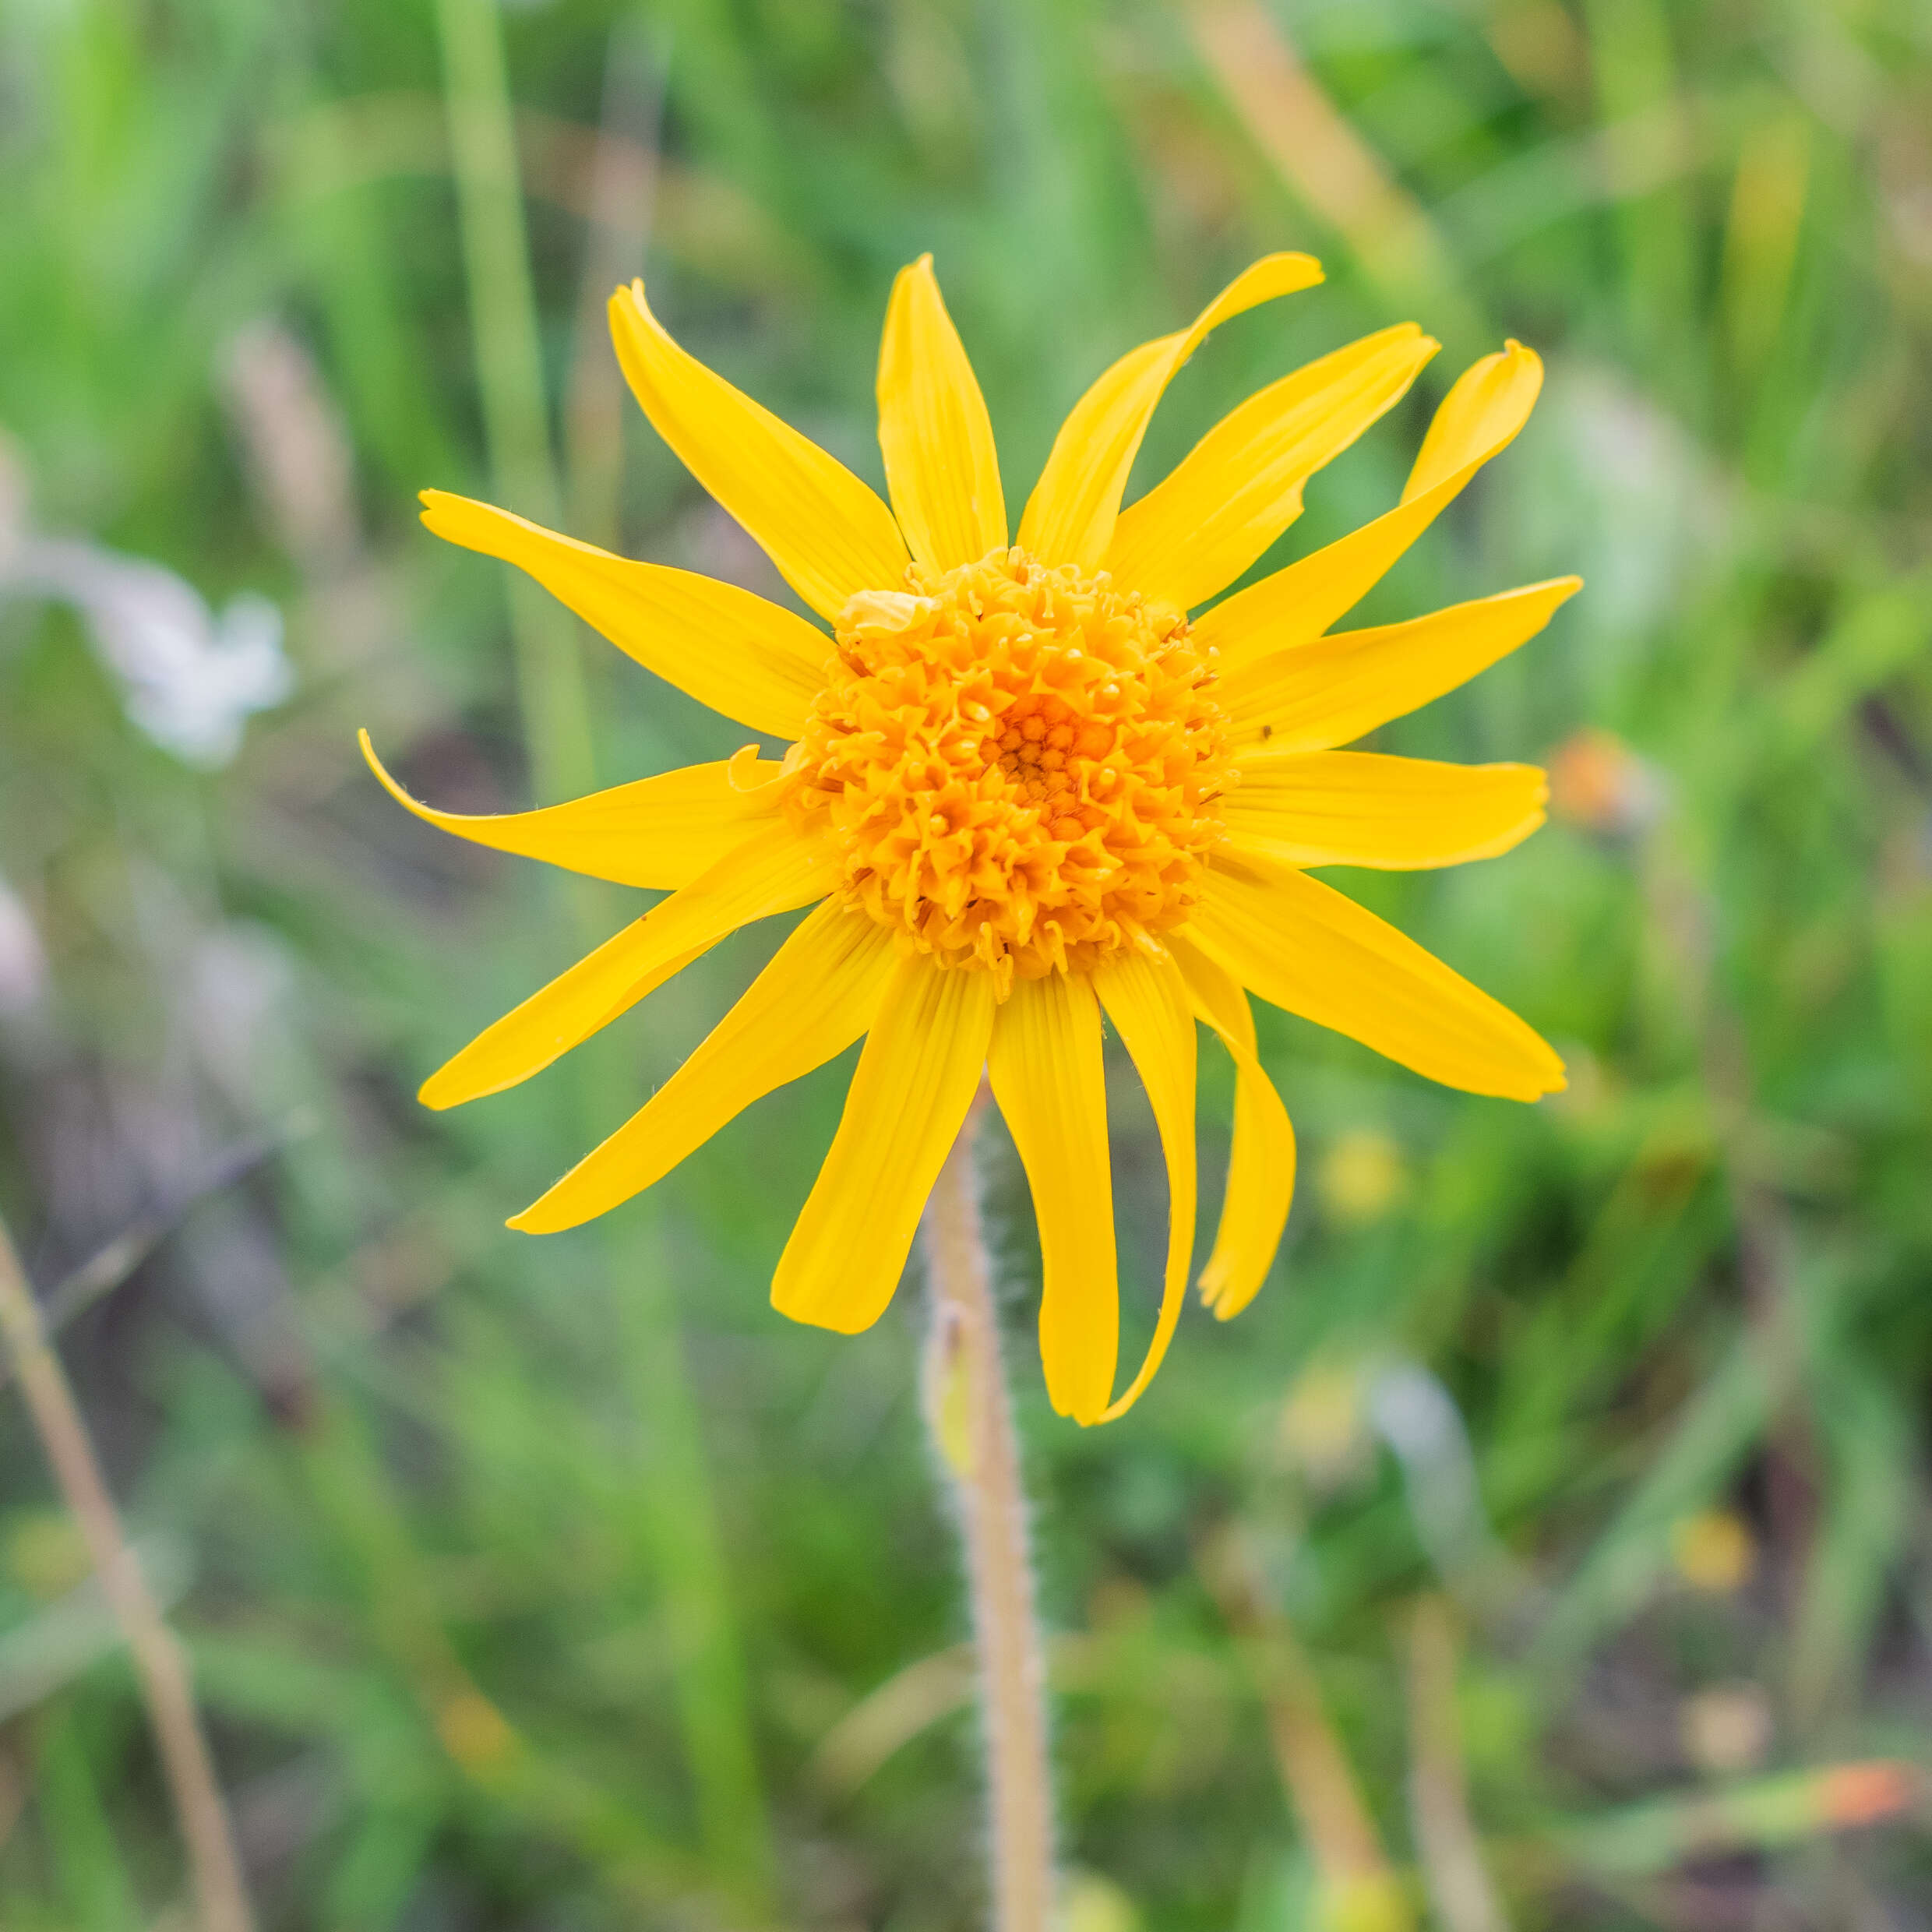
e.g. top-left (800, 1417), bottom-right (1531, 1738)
top-left (1193, 341), bottom-right (1547, 673)
top-left (1105, 325), bottom-right (1438, 614)
top-left (877, 255), bottom-right (1007, 572)
top-left (419, 830), bottom-right (827, 1110)
top-left (608, 280), bottom-right (911, 621)
top-left (988, 971), bottom-right (1116, 1425)
top-left (1220, 751), bottom-right (1548, 869)
top-left (1190, 853), bottom-right (1566, 1102)
top-left (1220, 579), bottom-right (1581, 754)
top-left (1166, 935), bottom-right (1296, 1319)
top-left (1017, 252), bottom-right (1324, 572)
top-left (1092, 947), bottom-right (1198, 1419)
top-left (771, 956), bottom-right (994, 1334)
top-left (420, 491), bottom-right (829, 736)
top-left (511, 904), bottom-right (895, 1233)
top-left (361, 731), bottom-right (786, 890)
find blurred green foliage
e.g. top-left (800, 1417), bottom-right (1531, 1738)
top-left (3, 0), bottom-right (1932, 1926)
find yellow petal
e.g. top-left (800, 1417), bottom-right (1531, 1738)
top-left (1220, 579), bottom-right (1581, 755)
top-left (1091, 947), bottom-right (1197, 1420)
top-left (988, 971), bottom-right (1116, 1425)
top-left (1016, 252), bottom-right (1324, 571)
top-left (360, 730), bottom-right (785, 890)
top-left (1189, 852), bottom-right (1566, 1102)
top-left (1167, 935), bottom-right (1295, 1320)
top-left (877, 255), bottom-right (1007, 572)
top-left (1221, 751), bottom-right (1548, 869)
top-left (608, 280), bottom-right (911, 622)
top-left (1193, 341), bottom-right (1546, 673)
top-left (420, 490), bottom-right (829, 737)
top-left (419, 830), bottom-right (827, 1110)
top-left (772, 955), bottom-right (994, 1334)
top-left (510, 904), bottom-right (895, 1233)
top-left (1105, 325), bottom-right (1438, 614)
top-left (1403, 337), bottom-right (1544, 502)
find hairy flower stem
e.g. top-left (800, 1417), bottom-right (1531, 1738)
top-left (0, 1214), bottom-right (254, 1932)
top-left (921, 1095), bottom-right (1055, 1932)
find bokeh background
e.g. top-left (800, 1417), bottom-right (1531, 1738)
top-left (4, 0), bottom-right (1932, 1926)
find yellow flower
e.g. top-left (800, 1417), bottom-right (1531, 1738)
top-left (365, 253), bottom-right (1576, 1424)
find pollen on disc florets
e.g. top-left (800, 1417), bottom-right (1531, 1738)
top-left (782, 547), bottom-right (1232, 995)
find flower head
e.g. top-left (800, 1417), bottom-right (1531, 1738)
top-left (365, 252), bottom-right (1578, 1423)
top-left (791, 552), bottom-right (1229, 989)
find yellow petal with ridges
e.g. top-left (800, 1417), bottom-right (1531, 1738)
top-left (988, 971), bottom-right (1116, 1425)
top-left (772, 955), bottom-right (994, 1334)
top-left (510, 904), bottom-right (895, 1233)
top-left (360, 730), bottom-right (785, 890)
top-left (1190, 853), bottom-right (1566, 1102)
top-left (1105, 325), bottom-right (1437, 614)
top-left (1167, 935), bottom-right (1295, 1319)
top-left (878, 256), bottom-right (1007, 572)
top-left (608, 280), bottom-right (911, 622)
top-left (1221, 579), bottom-right (1580, 755)
top-left (420, 490), bottom-right (828, 737)
top-left (420, 830), bottom-right (827, 1111)
top-left (1017, 252), bottom-right (1324, 571)
top-left (1092, 947), bottom-right (1197, 1419)
top-left (1220, 751), bottom-right (1548, 869)
top-left (1194, 341), bottom-right (1546, 673)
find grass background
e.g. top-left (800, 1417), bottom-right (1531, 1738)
top-left (3, 0), bottom-right (1932, 1925)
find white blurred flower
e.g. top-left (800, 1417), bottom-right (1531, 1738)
top-left (0, 439), bottom-right (289, 769)
top-left (5, 536), bottom-right (291, 767)
top-left (1366, 1362), bottom-right (1499, 1585)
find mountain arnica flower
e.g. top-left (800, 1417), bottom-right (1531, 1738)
top-left (365, 252), bottom-right (1577, 1424)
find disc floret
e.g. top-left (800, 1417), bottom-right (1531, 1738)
top-left (784, 548), bottom-right (1232, 992)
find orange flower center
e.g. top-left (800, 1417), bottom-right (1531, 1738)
top-left (783, 548), bottom-right (1231, 993)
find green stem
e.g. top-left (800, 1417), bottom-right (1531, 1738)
top-left (431, 0), bottom-right (773, 1898)
top-left (0, 1213), bottom-right (256, 1932)
top-left (432, 0), bottom-right (594, 806)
